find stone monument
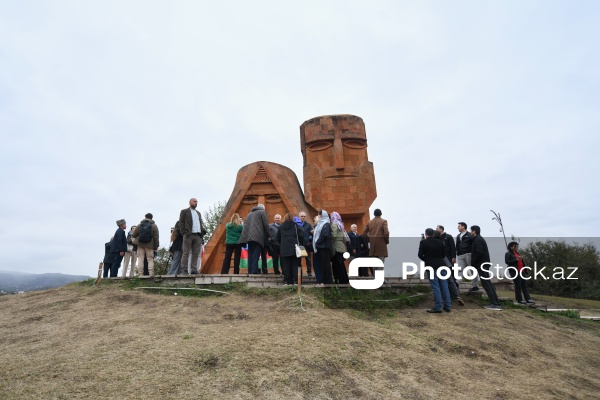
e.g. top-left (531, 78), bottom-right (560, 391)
top-left (201, 114), bottom-right (376, 274)
top-left (200, 162), bottom-right (315, 274)
top-left (301, 114), bottom-right (377, 230)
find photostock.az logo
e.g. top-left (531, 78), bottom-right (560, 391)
top-left (348, 256), bottom-right (385, 289)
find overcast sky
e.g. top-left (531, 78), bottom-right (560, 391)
top-left (1, 1), bottom-right (598, 277)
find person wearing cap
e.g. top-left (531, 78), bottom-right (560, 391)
top-left (133, 213), bottom-right (160, 277)
top-left (109, 219), bottom-right (128, 277)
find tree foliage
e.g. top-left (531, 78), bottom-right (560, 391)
top-left (203, 200), bottom-right (226, 244)
top-left (152, 247), bottom-right (171, 275)
top-left (521, 240), bottom-right (600, 299)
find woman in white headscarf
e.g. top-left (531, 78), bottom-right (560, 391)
top-left (312, 210), bottom-right (333, 285)
top-left (330, 212), bottom-right (350, 284)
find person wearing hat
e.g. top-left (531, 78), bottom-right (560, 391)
top-left (109, 219), bottom-right (128, 277)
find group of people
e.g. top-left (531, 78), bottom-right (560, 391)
top-left (418, 223), bottom-right (534, 313)
top-left (103, 199), bottom-right (534, 313)
top-left (103, 213), bottom-right (160, 278)
top-left (103, 198), bottom-right (207, 278)
top-left (220, 205), bottom-right (389, 286)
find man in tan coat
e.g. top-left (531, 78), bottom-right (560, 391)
top-left (362, 209), bottom-right (389, 263)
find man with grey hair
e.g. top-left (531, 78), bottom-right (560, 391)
top-left (267, 214), bottom-right (282, 275)
top-left (178, 198), bottom-right (206, 275)
top-left (109, 219), bottom-right (127, 277)
top-left (298, 211), bottom-right (313, 276)
top-left (238, 204), bottom-right (270, 274)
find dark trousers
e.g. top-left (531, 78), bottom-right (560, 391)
top-left (331, 252), bottom-right (349, 284)
top-left (110, 253), bottom-right (123, 277)
top-left (280, 256), bottom-right (299, 284)
top-left (260, 246), bottom-right (269, 274)
top-left (143, 256), bottom-right (149, 275)
top-left (313, 252), bottom-right (322, 283)
top-left (248, 241), bottom-right (262, 274)
top-left (446, 276), bottom-right (460, 300)
top-left (478, 267), bottom-right (501, 306)
top-left (221, 243), bottom-right (242, 274)
top-left (304, 251), bottom-right (313, 274)
top-left (317, 249), bottom-right (333, 284)
top-left (103, 262), bottom-right (112, 278)
top-left (268, 246), bottom-right (280, 274)
top-left (513, 274), bottom-right (532, 302)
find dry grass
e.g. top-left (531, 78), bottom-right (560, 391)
top-left (0, 282), bottom-right (599, 400)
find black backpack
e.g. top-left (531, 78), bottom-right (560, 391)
top-left (138, 220), bottom-right (153, 244)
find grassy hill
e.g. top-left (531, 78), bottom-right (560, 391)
top-left (0, 281), bottom-right (599, 399)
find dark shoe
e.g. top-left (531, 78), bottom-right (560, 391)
top-left (443, 307), bottom-right (451, 312)
top-left (518, 301), bottom-right (527, 305)
top-left (469, 287), bottom-right (480, 293)
top-left (426, 308), bottom-right (443, 313)
top-left (526, 300), bottom-right (535, 305)
top-left (308, 273), bottom-right (313, 277)
top-left (456, 297), bottom-right (465, 306)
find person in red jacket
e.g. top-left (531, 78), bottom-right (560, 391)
top-left (505, 242), bottom-right (535, 305)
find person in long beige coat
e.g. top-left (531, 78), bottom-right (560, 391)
top-left (362, 209), bottom-right (389, 262)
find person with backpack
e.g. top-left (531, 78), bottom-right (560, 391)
top-left (133, 213), bottom-right (160, 277)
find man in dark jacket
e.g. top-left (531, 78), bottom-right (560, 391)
top-left (266, 214), bottom-right (282, 275)
top-left (109, 219), bottom-right (128, 277)
top-left (103, 237), bottom-right (114, 278)
top-left (418, 228), bottom-right (451, 313)
top-left (238, 204), bottom-right (270, 274)
top-left (348, 224), bottom-right (370, 277)
top-left (178, 198), bottom-right (206, 275)
top-left (298, 211), bottom-right (313, 276)
top-left (470, 225), bottom-right (502, 310)
top-left (436, 225), bottom-right (463, 306)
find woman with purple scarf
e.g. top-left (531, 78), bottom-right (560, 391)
top-left (330, 212), bottom-right (350, 284)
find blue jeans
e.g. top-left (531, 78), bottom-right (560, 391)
top-left (247, 241), bottom-right (262, 274)
top-left (428, 270), bottom-right (451, 310)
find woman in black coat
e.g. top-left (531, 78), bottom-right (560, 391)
top-left (505, 242), bottom-right (534, 305)
top-left (312, 210), bottom-right (333, 285)
top-left (276, 213), bottom-right (304, 285)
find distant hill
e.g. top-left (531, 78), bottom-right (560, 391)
top-left (0, 270), bottom-right (91, 293)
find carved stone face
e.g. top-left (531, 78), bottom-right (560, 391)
top-left (301, 115), bottom-right (376, 217)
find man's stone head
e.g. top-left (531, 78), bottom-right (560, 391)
top-left (300, 115), bottom-right (376, 214)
